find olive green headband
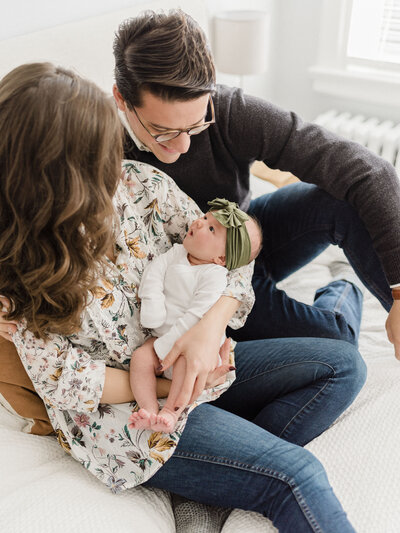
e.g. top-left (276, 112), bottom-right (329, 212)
top-left (207, 198), bottom-right (251, 270)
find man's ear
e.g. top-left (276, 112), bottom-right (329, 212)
top-left (113, 84), bottom-right (127, 112)
top-left (214, 255), bottom-right (226, 266)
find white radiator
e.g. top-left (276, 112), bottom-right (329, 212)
top-left (315, 110), bottom-right (400, 174)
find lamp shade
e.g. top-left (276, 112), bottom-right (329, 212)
top-left (213, 10), bottom-right (270, 76)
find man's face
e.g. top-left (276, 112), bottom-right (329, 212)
top-left (113, 86), bottom-right (210, 164)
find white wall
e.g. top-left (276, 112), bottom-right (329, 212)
top-left (269, 0), bottom-right (400, 123)
top-left (2, 0), bottom-right (398, 123)
top-left (0, 0), bottom-right (147, 40)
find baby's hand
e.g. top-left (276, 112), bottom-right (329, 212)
top-left (205, 338), bottom-right (235, 388)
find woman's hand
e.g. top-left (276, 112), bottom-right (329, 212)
top-left (0, 296), bottom-right (17, 341)
top-left (160, 296), bottom-right (239, 409)
top-left (386, 299), bottom-right (400, 360)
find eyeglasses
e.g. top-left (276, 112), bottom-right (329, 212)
top-left (132, 96), bottom-right (215, 143)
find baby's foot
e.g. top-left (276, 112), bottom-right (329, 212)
top-left (150, 408), bottom-right (178, 433)
top-left (128, 408), bottom-right (156, 430)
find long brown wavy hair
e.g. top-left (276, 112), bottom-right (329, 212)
top-left (0, 63), bottom-right (123, 339)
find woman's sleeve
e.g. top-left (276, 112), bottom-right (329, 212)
top-left (158, 172), bottom-right (256, 328)
top-left (12, 323), bottom-right (106, 413)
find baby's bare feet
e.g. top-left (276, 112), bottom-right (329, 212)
top-left (151, 408), bottom-right (178, 433)
top-left (128, 408), bottom-right (156, 430)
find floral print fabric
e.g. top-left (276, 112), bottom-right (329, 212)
top-left (12, 161), bottom-right (255, 491)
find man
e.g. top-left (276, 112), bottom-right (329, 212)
top-left (111, 10), bottom-right (400, 359)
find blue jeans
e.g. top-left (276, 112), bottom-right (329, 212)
top-left (229, 182), bottom-right (391, 344)
top-left (146, 337), bottom-right (366, 532)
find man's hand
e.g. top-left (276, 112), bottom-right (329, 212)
top-left (0, 296), bottom-right (17, 341)
top-left (385, 299), bottom-right (400, 359)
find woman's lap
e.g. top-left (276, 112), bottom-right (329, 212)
top-left (145, 337), bottom-right (362, 532)
top-left (213, 337), bottom-right (366, 446)
top-left (145, 402), bottom-right (354, 532)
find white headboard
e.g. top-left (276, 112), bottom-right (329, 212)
top-left (0, 1), bottom-right (209, 94)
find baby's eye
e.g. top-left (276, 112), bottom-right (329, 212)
top-left (203, 215), bottom-right (207, 220)
top-left (209, 226), bottom-right (215, 233)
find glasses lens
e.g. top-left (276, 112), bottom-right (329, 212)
top-left (188, 124), bottom-right (211, 136)
top-left (155, 132), bottom-right (180, 142)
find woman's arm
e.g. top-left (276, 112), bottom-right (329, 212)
top-left (101, 367), bottom-right (171, 404)
top-left (160, 295), bottom-right (240, 408)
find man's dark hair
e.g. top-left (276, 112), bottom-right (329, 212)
top-left (113, 9), bottom-right (216, 108)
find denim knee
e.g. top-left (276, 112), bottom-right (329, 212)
top-left (256, 447), bottom-right (349, 532)
top-left (335, 340), bottom-right (367, 400)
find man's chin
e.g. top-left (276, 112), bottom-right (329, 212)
top-left (157, 153), bottom-right (181, 164)
top-left (153, 145), bottom-right (182, 164)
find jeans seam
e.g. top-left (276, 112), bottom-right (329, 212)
top-left (230, 360), bottom-right (335, 389)
top-left (335, 237), bottom-right (390, 308)
top-left (279, 375), bottom-right (335, 440)
top-left (172, 452), bottom-right (323, 532)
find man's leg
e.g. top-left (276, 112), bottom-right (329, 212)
top-left (230, 271), bottom-right (364, 343)
top-left (248, 182), bottom-right (391, 308)
top-left (233, 182), bottom-right (389, 342)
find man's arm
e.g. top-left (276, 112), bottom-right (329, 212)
top-left (224, 88), bottom-right (400, 286)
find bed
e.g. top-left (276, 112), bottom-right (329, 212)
top-left (1, 2), bottom-right (399, 531)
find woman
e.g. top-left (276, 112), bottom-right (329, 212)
top-left (0, 62), bottom-right (365, 532)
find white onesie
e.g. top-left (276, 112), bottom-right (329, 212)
top-left (139, 243), bottom-right (228, 378)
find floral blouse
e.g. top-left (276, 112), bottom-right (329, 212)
top-left (12, 161), bottom-right (255, 492)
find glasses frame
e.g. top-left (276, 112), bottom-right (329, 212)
top-left (131, 96), bottom-right (215, 143)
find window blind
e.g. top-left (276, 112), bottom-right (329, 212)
top-left (347, 0), bottom-right (400, 65)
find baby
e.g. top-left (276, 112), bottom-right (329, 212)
top-left (129, 198), bottom-right (262, 433)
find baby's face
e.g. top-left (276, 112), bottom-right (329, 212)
top-left (183, 212), bottom-right (227, 266)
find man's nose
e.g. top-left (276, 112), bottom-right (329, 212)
top-left (169, 132), bottom-right (191, 154)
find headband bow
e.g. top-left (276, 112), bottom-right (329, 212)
top-left (207, 198), bottom-right (251, 270)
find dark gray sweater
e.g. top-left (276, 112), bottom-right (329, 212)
top-left (124, 84), bottom-right (400, 285)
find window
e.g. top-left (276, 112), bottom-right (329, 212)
top-left (347, 0), bottom-right (400, 67)
top-left (309, 0), bottom-right (400, 107)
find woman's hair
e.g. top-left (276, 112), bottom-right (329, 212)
top-left (0, 62), bottom-right (123, 339)
top-left (113, 9), bottom-right (216, 108)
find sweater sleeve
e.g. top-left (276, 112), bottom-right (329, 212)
top-left (12, 323), bottom-right (106, 412)
top-left (219, 86), bottom-right (400, 285)
top-left (154, 265), bottom-right (227, 360)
